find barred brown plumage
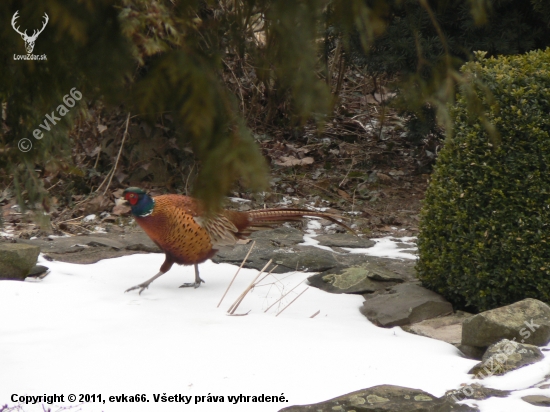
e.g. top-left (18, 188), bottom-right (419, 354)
top-left (123, 187), bottom-right (355, 294)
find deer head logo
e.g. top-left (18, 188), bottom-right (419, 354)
top-left (11, 11), bottom-right (49, 54)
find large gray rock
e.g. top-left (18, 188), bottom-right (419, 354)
top-left (0, 243), bottom-right (40, 280)
top-left (461, 298), bottom-right (550, 347)
top-left (308, 262), bottom-right (402, 294)
top-left (402, 312), bottom-right (473, 346)
top-left (279, 385), bottom-right (478, 412)
top-left (468, 339), bottom-right (543, 377)
top-left (360, 283), bottom-right (453, 327)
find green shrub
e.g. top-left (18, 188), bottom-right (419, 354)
top-left (417, 48), bottom-right (550, 312)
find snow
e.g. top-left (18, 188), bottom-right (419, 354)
top-left (228, 197), bottom-right (251, 203)
top-left (0, 230), bottom-right (15, 238)
top-left (343, 236), bottom-right (418, 260)
top-left (2, 239), bottom-right (549, 411)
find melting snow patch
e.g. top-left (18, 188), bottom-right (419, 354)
top-left (343, 236), bottom-right (417, 260)
top-left (82, 214), bottom-right (96, 222)
top-left (229, 197), bottom-right (251, 203)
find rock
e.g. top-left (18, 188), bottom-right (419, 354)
top-left (27, 265), bottom-right (49, 278)
top-left (279, 384), bottom-right (478, 412)
top-left (366, 271), bottom-right (407, 282)
top-left (213, 226), bottom-right (370, 273)
top-left (315, 234), bottom-right (375, 248)
top-left (468, 339), bottom-right (543, 377)
top-left (214, 241), bottom-right (344, 273)
top-left (446, 384), bottom-right (510, 403)
top-left (461, 298), bottom-right (550, 347)
top-left (0, 243), bottom-right (40, 280)
top-left (360, 283), bottom-right (453, 327)
top-left (402, 312), bottom-right (473, 346)
top-left (308, 262), bottom-right (400, 294)
top-left (522, 395), bottom-right (550, 407)
top-left (456, 344), bottom-right (486, 361)
top-left (16, 232), bottom-right (161, 264)
top-left (249, 227), bottom-right (305, 246)
top-left (86, 238), bottom-right (125, 249)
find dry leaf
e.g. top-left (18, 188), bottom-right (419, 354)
top-left (112, 204), bottom-right (131, 216)
top-left (377, 173), bottom-right (393, 182)
top-left (274, 156), bottom-right (314, 167)
top-left (337, 189), bottom-right (352, 200)
top-left (97, 124), bottom-right (107, 134)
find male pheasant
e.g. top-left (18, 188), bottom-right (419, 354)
top-left (123, 187), bottom-right (354, 294)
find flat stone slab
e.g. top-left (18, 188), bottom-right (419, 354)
top-left (360, 283), bottom-right (453, 327)
top-left (522, 395), bottom-right (550, 407)
top-left (469, 339), bottom-right (543, 377)
top-left (212, 227), bottom-right (371, 273)
top-left (462, 298), bottom-right (550, 347)
top-left (14, 232), bottom-right (161, 264)
top-left (0, 243), bottom-right (40, 280)
top-left (309, 270), bottom-right (394, 294)
top-left (315, 234), bottom-right (375, 248)
top-left (403, 312), bottom-right (473, 346)
top-left (308, 261), bottom-right (402, 294)
top-left (446, 384), bottom-right (510, 403)
top-left (279, 384), bottom-right (478, 412)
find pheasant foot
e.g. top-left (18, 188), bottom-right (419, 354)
top-left (125, 283), bottom-right (150, 295)
top-left (179, 264), bottom-right (204, 289)
top-left (179, 278), bottom-right (205, 289)
top-left (125, 271), bottom-right (164, 294)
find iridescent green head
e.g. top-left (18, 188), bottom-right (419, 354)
top-left (123, 187), bottom-right (154, 217)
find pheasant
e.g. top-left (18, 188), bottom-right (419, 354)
top-left (123, 187), bottom-right (355, 294)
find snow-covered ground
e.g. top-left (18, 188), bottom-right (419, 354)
top-left (1, 237), bottom-right (549, 411)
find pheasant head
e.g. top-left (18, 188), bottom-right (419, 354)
top-left (123, 187), bottom-right (155, 217)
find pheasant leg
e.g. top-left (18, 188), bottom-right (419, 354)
top-left (179, 264), bottom-right (205, 289)
top-left (125, 271), bottom-right (165, 295)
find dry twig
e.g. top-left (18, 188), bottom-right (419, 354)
top-left (217, 240), bottom-right (255, 308)
top-left (276, 287), bottom-right (309, 317)
top-left (228, 259), bottom-right (272, 315)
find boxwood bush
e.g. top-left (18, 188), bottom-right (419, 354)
top-left (417, 48), bottom-right (550, 312)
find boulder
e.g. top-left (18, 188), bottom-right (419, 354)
top-left (279, 384), bottom-right (478, 412)
top-left (468, 339), bottom-right (543, 377)
top-left (455, 344), bottom-right (486, 361)
top-left (461, 298), bottom-right (550, 347)
top-left (402, 312), bottom-right (473, 346)
top-left (307, 264), bottom-right (396, 294)
top-left (0, 243), bottom-right (40, 280)
top-left (360, 283), bottom-right (453, 327)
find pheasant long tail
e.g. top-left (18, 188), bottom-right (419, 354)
top-left (247, 208), bottom-right (356, 234)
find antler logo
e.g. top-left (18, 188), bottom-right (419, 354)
top-left (12, 11), bottom-right (49, 54)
